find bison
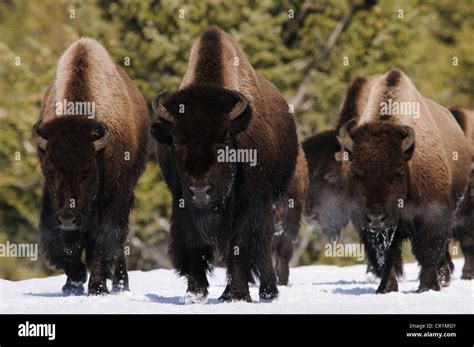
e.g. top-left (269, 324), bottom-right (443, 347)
top-left (151, 27), bottom-right (298, 302)
top-left (337, 69), bottom-right (471, 293)
top-left (32, 38), bottom-right (150, 295)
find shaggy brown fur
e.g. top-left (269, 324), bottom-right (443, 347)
top-left (151, 27), bottom-right (298, 302)
top-left (33, 38), bottom-right (150, 295)
top-left (339, 69), bottom-right (471, 293)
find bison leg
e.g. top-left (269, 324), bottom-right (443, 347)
top-left (274, 235), bottom-right (293, 286)
top-left (411, 223), bottom-right (446, 292)
top-left (169, 216), bottom-right (213, 304)
top-left (86, 235), bottom-right (110, 295)
top-left (375, 239), bottom-right (402, 294)
top-left (220, 238), bottom-right (252, 302)
top-left (40, 223), bottom-right (87, 294)
top-left (256, 219), bottom-right (279, 301)
top-left (183, 247), bottom-right (212, 304)
top-left (459, 228), bottom-right (474, 280)
top-left (62, 257), bottom-right (87, 295)
top-left (112, 252), bottom-right (129, 292)
top-left (438, 244), bottom-right (454, 287)
top-left (222, 259), bottom-right (252, 302)
top-left (274, 205), bottom-right (301, 286)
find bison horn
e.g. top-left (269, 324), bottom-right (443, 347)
top-left (228, 90), bottom-right (249, 120)
top-left (93, 122), bottom-right (110, 152)
top-left (32, 121), bottom-right (47, 150)
top-left (338, 119), bottom-right (355, 153)
top-left (152, 90), bottom-right (174, 123)
top-left (401, 126), bottom-right (415, 153)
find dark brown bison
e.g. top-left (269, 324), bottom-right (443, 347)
top-left (273, 147), bottom-right (308, 285)
top-left (448, 106), bottom-right (474, 280)
top-left (338, 69), bottom-right (471, 293)
top-left (32, 38), bottom-right (150, 295)
top-left (151, 27), bottom-right (298, 302)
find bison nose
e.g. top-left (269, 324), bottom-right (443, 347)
top-left (188, 182), bottom-right (214, 208)
top-left (188, 184), bottom-right (213, 199)
top-left (56, 210), bottom-right (80, 231)
top-left (366, 211), bottom-right (387, 228)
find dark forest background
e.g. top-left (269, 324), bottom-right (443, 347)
top-left (0, 0), bottom-right (472, 279)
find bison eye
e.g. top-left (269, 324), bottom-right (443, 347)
top-left (394, 167), bottom-right (406, 178)
top-left (223, 138), bottom-right (231, 145)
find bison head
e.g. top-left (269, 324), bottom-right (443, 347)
top-left (338, 120), bottom-right (415, 232)
top-left (32, 117), bottom-right (110, 231)
top-left (151, 84), bottom-right (250, 210)
top-left (303, 130), bottom-right (351, 241)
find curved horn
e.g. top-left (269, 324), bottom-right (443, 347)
top-left (338, 119), bottom-right (355, 152)
top-left (401, 126), bottom-right (415, 152)
top-left (152, 90), bottom-right (174, 123)
top-left (228, 90), bottom-right (249, 120)
top-left (93, 123), bottom-right (110, 152)
top-left (32, 121), bottom-right (47, 150)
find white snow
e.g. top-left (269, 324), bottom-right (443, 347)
top-left (1, 258), bottom-right (472, 314)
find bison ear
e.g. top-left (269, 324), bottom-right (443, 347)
top-left (400, 126), bottom-right (415, 161)
top-left (152, 90), bottom-right (174, 124)
top-left (227, 90), bottom-right (251, 135)
top-left (91, 122), bottom-right (110, 152)
top-left (32, 120), bottom-right (48, 151)
top-left (151, 121), bottom-right (173, 146)
top-left (337, 119), bottom-right (355, 155)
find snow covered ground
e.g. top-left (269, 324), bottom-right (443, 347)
top-left (1, 258), bottom-right (472, 314)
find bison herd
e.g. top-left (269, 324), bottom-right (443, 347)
top-left (32, 27), bottom-right (474, 301)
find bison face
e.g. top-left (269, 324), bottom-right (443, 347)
top-left (303, 132), bottom-right (350, 241)
top-left (151, 84), bottom-right (250, 210)
top-left (338, 121), bottom-right (415, 232)
top-left (33, 118), bottom-right (110, 231)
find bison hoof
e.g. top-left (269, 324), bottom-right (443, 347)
top-left (219, 292), bottom-right (252, 303)
top-left (88, 283), bottom-right (109, 296)
top-left (112, 280), bottom-right (130, 292)
top-left (259, 286), bottom-right (279, 302)
top-left (184, 291), bottom-right (208, 305)
top-left (277, 278), bottom-right (289, 286)
top-left (62, 279), bottom-right (85, 295)
top-left (417, 283), bottom-right (441, 293)
top-left (375, 285), bottom-right (398, 294)
top-left (461, 268), bottom-right (472, 280)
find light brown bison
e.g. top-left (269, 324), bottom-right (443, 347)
top-left (32, 38), bottom-right (150, 295)
top-left (338, 69), bottom-right (471, 293)
top-left (151, 27), bottom-right (299, 302)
